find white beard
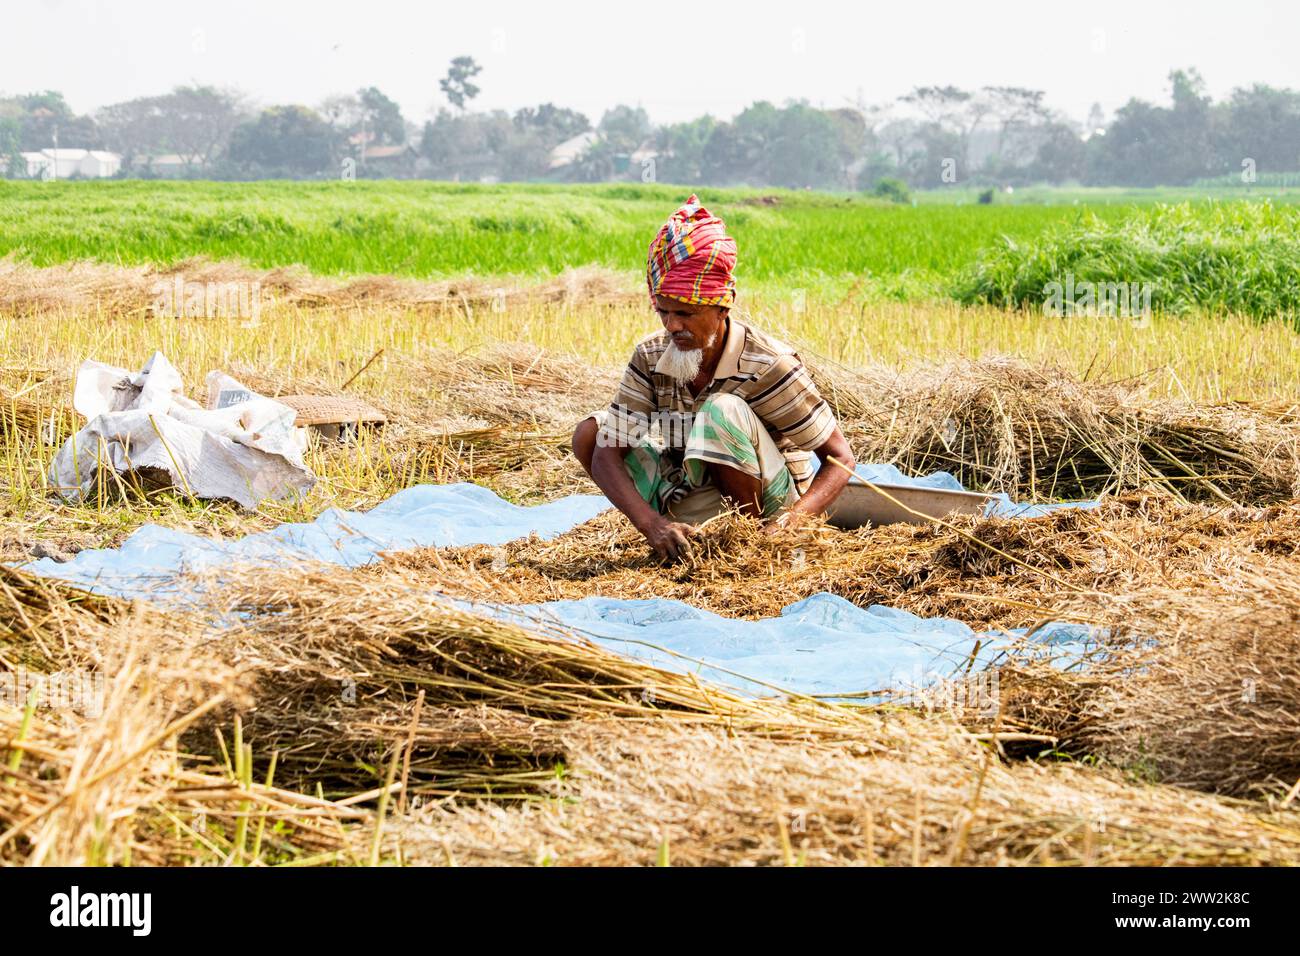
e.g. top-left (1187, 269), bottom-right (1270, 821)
top-left (658, 325), bottom-right (721, 384)
top-left (657, 342), bottom-right (704, 384)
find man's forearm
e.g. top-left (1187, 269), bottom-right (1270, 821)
top-left (787, 464), bottom-right (851, 517)
top-left (786, 433), bottom-right (855, 518)
top-left (590, 443), bottom-right (662, 533)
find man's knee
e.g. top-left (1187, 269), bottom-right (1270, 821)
top-left (694, 392), bottom-right (761, 450)
top-left (572, 415), bottom-right (598, 472)
top-left (697, 392), bottom-right (755, 422)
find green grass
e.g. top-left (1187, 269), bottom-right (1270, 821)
top-left (0, 179), bottom-right (1132, 299)
top-left (914, 184), bottom-right (1300, 206)
top-left (956, 201), bottom-right (1300, 323)
top-left (3, 179), bottom-right (1298, 311)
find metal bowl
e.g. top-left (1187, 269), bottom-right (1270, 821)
top-left (824, 481), bottom-right (995, 529)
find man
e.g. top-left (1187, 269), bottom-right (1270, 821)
top-left (572, 194), bottom-right (856, 560)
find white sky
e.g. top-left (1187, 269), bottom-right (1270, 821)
top-left (3, 0), bottom-right (1298, 126)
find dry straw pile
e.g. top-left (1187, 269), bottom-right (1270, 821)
top-left (0, 257), bottom-right (639, 318)
top-left (4, 532), bottom-right (1299, 865)
top-left (378, 492), bottom-right (1300, 799)
top-left (205, 557), bottom-right (1300, 864)
top-left (0, 568), bottom-right (379, 865)
top-left (809, 354), bottom-right (1300, 505)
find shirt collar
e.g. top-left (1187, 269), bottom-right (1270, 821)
top-left (713, 316), bottom-right (746, 380)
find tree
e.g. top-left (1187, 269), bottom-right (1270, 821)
top-left (914, 124), bottom-right (964, 187)
top-left (1086, 69), bottom-right (1216, 186)
top-left (701, 101), bottom-right (850, 189)
top-left (1030, 121), bottom-right (1086, 183)
top-left (512, 103), bottom-right (590, 147)
top-left (440, 56), bottom-right (482, 112)
top-left (1086, 103), bottom-right (1107, 137)
top-left (3, 90), bottom-right (101, 151)
top-left (826, 107), bottom-right (869, 186)
top-left (983, 86), bottom-right (1048, 164)
top-left (567, 137), bottom-right (617, 182)
top-left (419, 108), bottom-right (518, 181)
top-left (598, 105), bottom-right (652, 151)
top-left (319, 93), bottom-right (365, 136)
top-left (96, 96), bottom-right (170, 167)
top-left (358, 87), bottom-right (406, 144)
top-left (97, 86), bottom-right (246, 170)
top-left (1165, 68), bottom-right (1214, 182)
top-left (0, 114), bottom-right (23, 177)
top-left (322, 88), bottom-right (406, 146)
top-left (901, 85), bottom-right (991, 175)
top-left (874, 116), bottom-right (923, 174)
top-left (654, 115), bottom-right (716, 183)
top-left (1218, 84), bottom-right (1300, 177)
top-left (703, 100), bottom-right (780, 184)
top-left (765, 102), bottom-right (850, 189)
top-left (1086, 98), bottom-right (1169, 186)
top-left (227, 105), bottom-right (339, 176)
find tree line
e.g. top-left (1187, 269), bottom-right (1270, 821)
top-left (3, 61), bottom-right (1299, 190)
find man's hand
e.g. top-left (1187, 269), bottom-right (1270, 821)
top-left (640, 514), bottom-right (700, 561)
top-left (762, 510), bottom-right (808, 536)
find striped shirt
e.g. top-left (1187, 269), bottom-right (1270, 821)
top-left (602, 316), bottom-right (838, 495)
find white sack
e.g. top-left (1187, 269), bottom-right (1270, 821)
top-left (50, 351), bottom-right (315, 509)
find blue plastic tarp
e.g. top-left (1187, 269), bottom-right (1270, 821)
top-left (25, 482), bottom-right (610, 599)
top-left (479, 593), bottom-right (1092, 699)
top-left (22, 466), bottom-right (1099, 697)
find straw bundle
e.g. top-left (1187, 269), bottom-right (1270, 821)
top-left (377, 495), bottom-right (1300, 797)
top-left (199, 564), bottom-right (875, 800)
top-left (994, 576), bottom-right (1300, 797)
top-left (399, 719), bottom-right (1300, 866)
top-left (377, 349), bottom-right (1300, 509)
top-left (187, 562), bottom-right (1300, 865)
top-left (0, 258), bottom-right (639, 318)
top-left (5, 560), bottom-right (1298, 864)
top-left (0, 394), bottom-right (74, 444)
top-left (0, 567), bottom-right (379, 865)
top-left (808, 355), bottom-right (1300, 505)
top-left (389, 494), bottom-right (1300, 631)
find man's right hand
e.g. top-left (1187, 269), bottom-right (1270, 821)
top-left (640, 515), bottom-right (699, 562)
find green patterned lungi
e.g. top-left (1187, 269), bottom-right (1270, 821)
top-left (588, 392), bottom-right (797, 524)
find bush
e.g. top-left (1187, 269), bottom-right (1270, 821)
top-left (954, 201), bottom-right (1300, 324)
top-left (871, 177), bottom-right (911, 204)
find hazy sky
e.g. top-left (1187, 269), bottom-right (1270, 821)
top-left (3, 0), bottom-right (1298, 126)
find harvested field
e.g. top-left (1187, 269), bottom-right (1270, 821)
top-left (398, 720), bottom-right (1300, 866)
top-left (3, 193), bottom-right (1300, 868)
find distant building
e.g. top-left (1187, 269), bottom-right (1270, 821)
top-left (19, 148), bottom-right (121, 179)
top-left (361, 143), bottom-right (418, 176)
top-left (362, 144), bottom-right (413, 162)
top-left (137, 154), bottom-right (193, 178)
top-left (548, 131), bottom-right (599, 170)
top-left (628, 143), bottom-right (658, 167)
top-left (19, 152), bottom-right (47, 178)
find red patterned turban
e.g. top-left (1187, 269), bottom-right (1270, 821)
top-left (646, 194), bottom-right (737, 307)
